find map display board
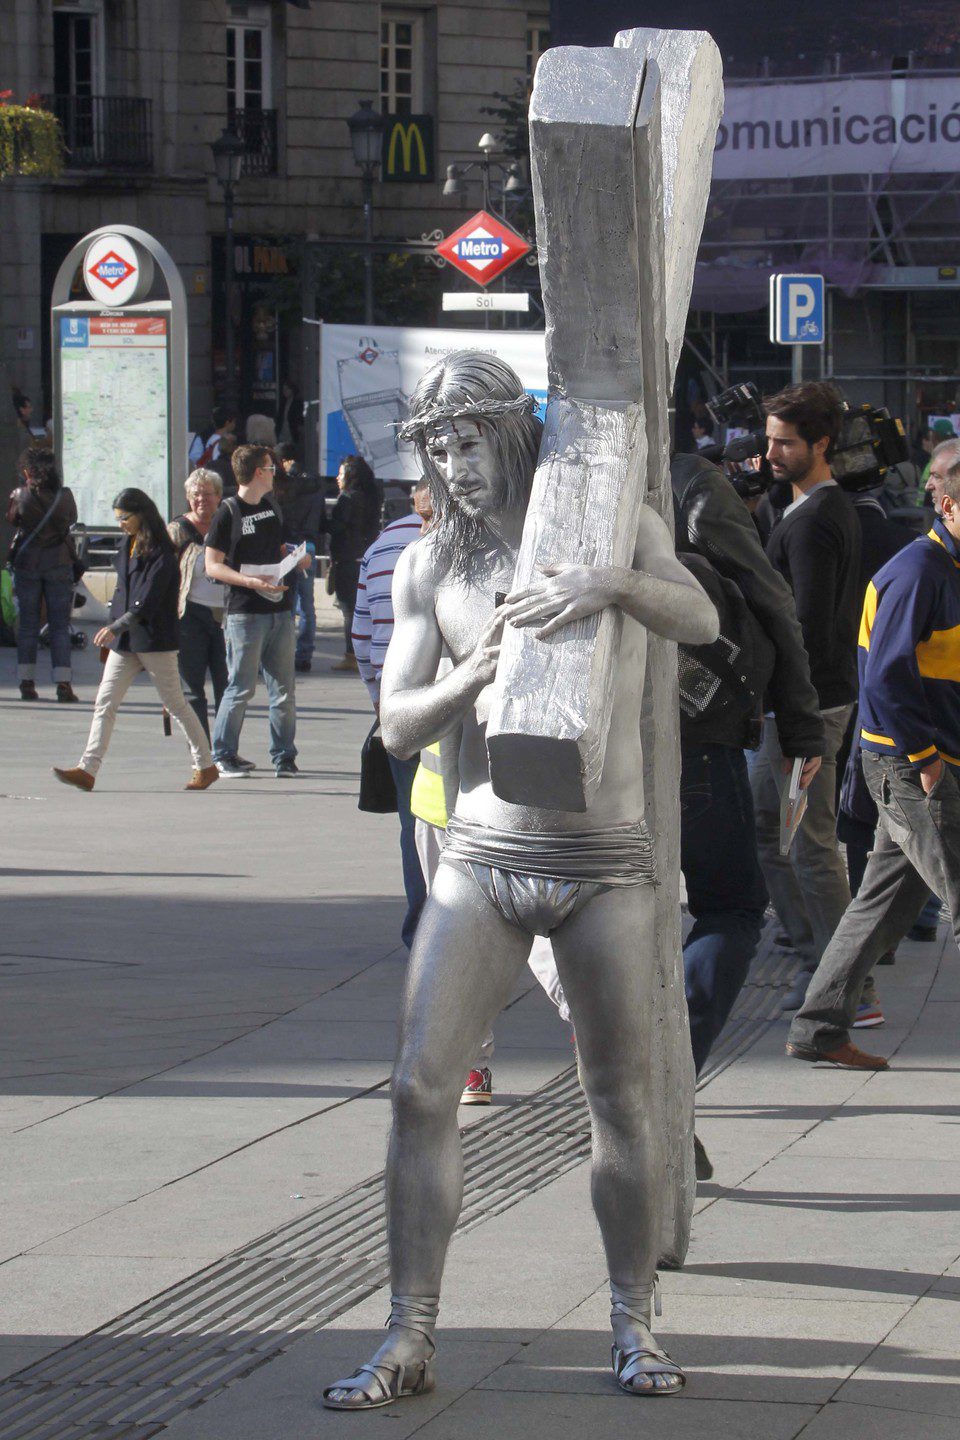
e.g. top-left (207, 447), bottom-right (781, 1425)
top-left (58, 313), bottom-right (170, 526)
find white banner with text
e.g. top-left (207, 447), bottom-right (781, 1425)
top-left (714, 76), bottom-right (960, 179)
top-left (320, 324), bottom-right (547, 482)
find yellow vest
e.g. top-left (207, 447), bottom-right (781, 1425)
top-left (410, 732), bottom-right (460, 828)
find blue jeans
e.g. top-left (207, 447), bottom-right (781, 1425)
top-left (13, 564), bottom-right (74, 682)
top-left (293, 559), bottom-right (317, 664)
top-left (213, 611), bottom-right (297, 765)
top-left (681, 743), bottom-right (769, 1074)
top-left (178, 602), bottom-right (228, 742)
top-left (387, 751), bottom-right (427, 950)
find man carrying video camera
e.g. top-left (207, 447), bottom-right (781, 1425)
top-left (750, 382), bottom-right (862, 1011)
top-left (672, 432), bottom-right (824, 1103)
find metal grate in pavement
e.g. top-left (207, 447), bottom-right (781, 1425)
top-left (0, 926), bottom-right (795, 1440)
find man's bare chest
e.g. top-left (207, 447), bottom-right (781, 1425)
top-left (435, 558), bottom-right (517, 662)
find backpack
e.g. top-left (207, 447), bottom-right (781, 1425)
top-left (221, 493), bottom-right (284, 567)
top-left (676, 552), bottom-right (775, 744)
top-left (671, 458), bottom-right (775, 746)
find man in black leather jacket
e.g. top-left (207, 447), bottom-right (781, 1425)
top-left (672, 452), bottom-right (824, 1112)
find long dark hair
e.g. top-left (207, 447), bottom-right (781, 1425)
top-left (113, 488), bottom-right (172, 557)
top-left (339, 454), bottom-right (381, 540)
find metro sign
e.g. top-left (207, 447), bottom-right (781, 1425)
top-left (82, 232), bottom-right (147, 307)
top-left (434, 210), bottom-right (531, 288)
top-left (88, 251), bottom-right (136, 291)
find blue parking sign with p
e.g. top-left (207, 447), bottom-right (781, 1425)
top-left (770, 274), bottom-right (825, 345)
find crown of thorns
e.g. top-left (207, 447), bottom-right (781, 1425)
top-left (396, 392), bottom-right (536, 444)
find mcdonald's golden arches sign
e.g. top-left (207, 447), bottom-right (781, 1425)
top-left (381, 114), bottom-right (435, 183)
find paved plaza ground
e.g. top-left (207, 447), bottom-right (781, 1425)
top-left (1, 601), bottom-right (959, 1439)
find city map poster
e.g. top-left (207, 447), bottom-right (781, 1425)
top-left (59, 314), bottom-right (170, 527)
top-left (320, 324), bottom-right (547, 482)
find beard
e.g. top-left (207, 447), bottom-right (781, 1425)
top-left (432, 491), bottom-right (500, 578)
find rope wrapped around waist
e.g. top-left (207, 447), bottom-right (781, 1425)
top-left (442, 814), bottom-right (656, 887)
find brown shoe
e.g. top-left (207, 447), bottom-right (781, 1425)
top-left (53, 766), bottom-right (95, 792)
top-left (330, 654), bottom-right (359, 672)
top-left (20, 680), bottom-right (39, 701)
top-left (56, 683), bottom-right (79, 703)
top-left (185, 764), bottom-right (219, 791)
top-left (786, 1039), bottom-right (888, 1070)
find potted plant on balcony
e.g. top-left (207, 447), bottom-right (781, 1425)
top-left (0, 91), bottom-right (63, 179)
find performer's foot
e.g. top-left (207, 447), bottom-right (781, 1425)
top-left (611, 1314), bottom-right (685, 1395)
top-left (323, 1327), bottom-right (436, 1410)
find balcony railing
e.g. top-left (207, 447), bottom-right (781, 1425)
top-left (232, 107), bottom-right (279, 177)
top-left (44, 94), bottom-right (153, 170)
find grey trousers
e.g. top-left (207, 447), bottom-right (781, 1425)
top-left (751, 706), bottom-right (853, 971)
top-left (789, 753), bottom-right (960, 1052)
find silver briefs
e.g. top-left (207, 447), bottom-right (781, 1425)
top-left (440, 814), bottom-right (657, 937)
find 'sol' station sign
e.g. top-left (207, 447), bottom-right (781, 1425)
top-left (434, 210), bottom-right (530, 288)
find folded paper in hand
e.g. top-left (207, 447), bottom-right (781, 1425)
top-left (240, 542), bottom-right (306, 590)
top-left (779, 756), bottom-right (808, 856)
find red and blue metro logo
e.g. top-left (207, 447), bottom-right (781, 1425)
top-left (434, 210), bottom-right (530, 288)
top-left (87, 251), bottom-right (136, 291)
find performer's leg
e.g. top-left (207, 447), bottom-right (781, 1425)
top-left (551, 883), bottom-right (682, 1393)
top-left (324, 862), bottom-right (532, 1407)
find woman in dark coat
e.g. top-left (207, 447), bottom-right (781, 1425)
top-left (53, 489), bottom-right (218, 793)
top-left (6, 447), bottom-right (78, 702)
top-left (328, 455), bottom-right (381, 671)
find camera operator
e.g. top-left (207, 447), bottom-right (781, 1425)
top-left (672, 449), bottom-right (824, 1110)
top-left (752, 382), bottom-right (862, 1012)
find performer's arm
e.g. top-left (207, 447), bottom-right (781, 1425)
top-left (380, 543), bottom-right (504, 760)
top-left (504, 503), bottom-right (719, 645)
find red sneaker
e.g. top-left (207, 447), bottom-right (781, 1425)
top-left (460, 1067), bottom-right (493, 1105)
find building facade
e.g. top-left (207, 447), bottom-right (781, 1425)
top-left (2, 0), bottom-right (549, 444)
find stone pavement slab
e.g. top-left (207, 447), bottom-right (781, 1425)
top-left (3, 622), bottom-right (960, 1436)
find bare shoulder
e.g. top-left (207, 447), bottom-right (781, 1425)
top-left (633, 501), bottom-right (676, 566)
top-left (392, 532), bottom-right (446, 614)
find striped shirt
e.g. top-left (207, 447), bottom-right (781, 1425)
top-left (352, 513), bottom-right (424, 705)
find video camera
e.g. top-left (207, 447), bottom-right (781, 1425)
top-left (704, 382), bottom-right (770, 500)
top-left (704, 382), bottom-right (909, 499)
top-left (830, 405), bottom-right (908, 492)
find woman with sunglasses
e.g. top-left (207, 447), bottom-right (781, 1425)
top-left (53, 489), bottom-right (219, 792)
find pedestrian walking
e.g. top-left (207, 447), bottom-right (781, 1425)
top-left (168, 469), bottom-right (229, 742)
top-left (53, 489), bottom-right (218, 793)
top-left (6, 447), bottom-right (79, 703)
top-left (751, 383), bottom-right (862, 1011)
top-left (787, 468), bottom-right (960, 1069)
top-left (352, 483), bottom-right (430, 946)
top-left (328, 455), bottom-right (380, 672)
top-left (204, 443), bottom-right (311, 778)
top-left (275, 444), bottom-right (327, 673)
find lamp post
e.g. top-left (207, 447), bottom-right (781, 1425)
top-left (346, 100), bottom-right (385, 326)
top-left (441, 133), bottom-right (526, 214)
top-left (441, 135), bottom-right (529, 329)
top-left (211, 126), bottom-right (245, 410)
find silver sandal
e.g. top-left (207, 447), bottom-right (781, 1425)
top-left (322, 1356), bottom-right (436, 1411)
top-left (612, 1340), bottom-right (686, 1396)
top-left (609, 1275), bottom-right (686, 1396)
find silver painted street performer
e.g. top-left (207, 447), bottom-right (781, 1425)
top-left (322, 352), bottom-right (718, 1410)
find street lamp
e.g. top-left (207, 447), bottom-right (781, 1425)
top-left (346, 100), bottom-right (385, 325)
top-left (441, 135), bottom-right (527, 213)
top-left (211, 126), bottom-right (245, 411)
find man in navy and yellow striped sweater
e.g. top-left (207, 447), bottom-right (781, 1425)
top-left (787, 461), bottom-right (960, 1068)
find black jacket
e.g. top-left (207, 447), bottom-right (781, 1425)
top-left (672, 454), bottom-right (825, 757)
top-left (329, 489), bottom-right (379, 563)
top-left (276, 468), bottom-right (327, 550)
top-left (108, 538), bottom-right (180, 652)
top-left (765, 481), bottom-right (861, 710)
